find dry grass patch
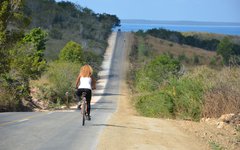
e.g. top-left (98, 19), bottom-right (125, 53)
top-left (145, 35), bottom-right (218, 65)
top-left (202, 67), bottom-right (240, 118)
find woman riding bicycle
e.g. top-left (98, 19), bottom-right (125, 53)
top-left (75, 64), bottom-right (96, 120)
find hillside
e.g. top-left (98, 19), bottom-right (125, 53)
top-left (146, 35), bottom-right (217, 65)
top-left (0, 0), bottom-right (120, 111)
top-left (182, 32), bottom-right (240, 45)
top-left (24, 0), bottom-right (120, 60)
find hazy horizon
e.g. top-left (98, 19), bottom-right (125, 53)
top-left (56, 0), bottom-right (240, 23)
top-left (121, 19), bottom-right (240, 24)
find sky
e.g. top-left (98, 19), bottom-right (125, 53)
top-left (56, 0), bottom-right (240, 23)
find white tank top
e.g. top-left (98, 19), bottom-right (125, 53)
top-left (78, 77), bottom-right (92, 89)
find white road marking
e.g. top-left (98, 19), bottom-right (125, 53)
top-left (91, 32), bottom-right (116, 104)
top-left (0, 113), bottom-right (49, 126)
top-left (17, 119), bottom-right (29, 123)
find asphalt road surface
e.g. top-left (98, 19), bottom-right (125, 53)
top-left (0, 31), bottom-right (126, 150)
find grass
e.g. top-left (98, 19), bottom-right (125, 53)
top-left (209, 141), bottom-right (224, 150)
top-left (202, 67), bottom-right (240, 117)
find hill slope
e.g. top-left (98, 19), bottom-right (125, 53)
top-left (24, 0), bottom-right (120, 60)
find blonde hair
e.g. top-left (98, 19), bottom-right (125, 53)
top-left (80, 64), bottom-right (93, 77)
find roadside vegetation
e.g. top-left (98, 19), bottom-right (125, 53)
top-left (0, 0), bottom-right (120, 111)
top-left (129, 29), bottom-right (240, 121)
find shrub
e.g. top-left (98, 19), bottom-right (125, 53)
top-left (59, 41), bottom-right (84, 63)
top-left (136, 55), bottom-right (180, 92)
top-left (135, 91), bottom-right (173, 118)
top-left (217, 37), bottom-right (234, 64)
top-left (45, 61), bottom-right (81, 105)
top-left (0, 84), bottom-right (19, 111)
top-left (193, 55), bottom-right (200, 64)
top-left (135, 76), bottom-right (205, 121)
top-left (162, 77), bottom-right (204, 121)
top-left (178, 53), bottom-right (189, 63)
top-left (210, 56), bottom-right (217, 66)
top-left (134, 66), bottom-right (215, 121)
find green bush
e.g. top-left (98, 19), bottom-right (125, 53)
top-left (134, 64), bottom-right (216, 121)
top-left (217, 37), bottom-right (234, 64)
top-left (210, 56), bottom-right (217, 66)
top-left (136, 55), bottom-right (180, 92)
top-left (135, 76), bottom-right (204, 121)
top-left (162, 77), bottom-right (204, 121)
top-left (59, 41), bottom-right (84, 63)
top-left (46, 61), bottom-right (81, 104)
top-left (135, 91), bottom-right (173, 118)
top-left (0, 80), bottom-right (20, 111)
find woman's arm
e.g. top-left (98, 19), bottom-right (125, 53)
top-left (75, 75), bottom-right (81, 89)
top-left (91, 76), bottom-right (96, 90)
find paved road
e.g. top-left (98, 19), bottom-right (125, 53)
top-left (0, 31), bottom-right (126, 150)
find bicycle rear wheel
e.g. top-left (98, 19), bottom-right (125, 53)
top-left (82, 100), bottom-right (86, 126)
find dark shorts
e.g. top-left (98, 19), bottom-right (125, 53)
top-left (76, 88), bottom-right (92, 115)
top-left (76, 88), bottom-right (92, 101)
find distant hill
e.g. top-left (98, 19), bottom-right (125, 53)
top-left (121, 19), bottom-right (240, 26)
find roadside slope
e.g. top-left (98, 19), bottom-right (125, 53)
top-left (97, 32), bottom-right (209, 150)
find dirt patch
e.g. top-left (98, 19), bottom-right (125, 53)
top-left (173, 117), bottom-right (240, 150)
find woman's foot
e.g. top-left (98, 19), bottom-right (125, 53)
top-left (86, 114), bottom-right (91, 120)
top-left (77, 102), bottom-right (81, 109)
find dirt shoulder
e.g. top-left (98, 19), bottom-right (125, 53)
top-left (97, 81), bottom-right (209, 150)
top-left (97, 32), bottom-right (209, 150)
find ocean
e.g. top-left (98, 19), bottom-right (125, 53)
top-left (117, 23), bottom-right (240, 36)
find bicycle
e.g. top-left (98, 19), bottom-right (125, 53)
top-left (81, 92), bottom-right (87, 126)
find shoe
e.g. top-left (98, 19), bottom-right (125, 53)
top-left (86, 115), bottom-right (91, 120)
top-left (77, 102), bottom-right (81, 109)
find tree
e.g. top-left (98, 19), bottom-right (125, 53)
top-left (0, 0), bottom-right (29, 75)
top-left (0, 27), bottom-right (48, 111)
top-left (59, 41), bottom-right (84, 63)
top-left (10, 28), bottom-right (48, 80)
top-left (217, 37), bottom-right (234, 64)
